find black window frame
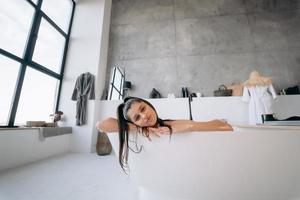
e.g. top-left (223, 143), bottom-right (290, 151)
top-left (0, 0), bottom-right (76, 127)
top-left (108, 67), bottom-right (125, 100)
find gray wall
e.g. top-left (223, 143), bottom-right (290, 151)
top-left (106, 0), bottom-right (300, 98)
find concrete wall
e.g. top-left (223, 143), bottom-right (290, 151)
top-left (59, 0), bottom-right (111, 153)
top-left (106, 0), bottom-right (300, 98)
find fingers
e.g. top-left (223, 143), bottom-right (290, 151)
top-left (158, 127), bottom-right (171, 134)
top-left (157, 127), bottom-right (170, 134)
top-left (148, 127), bottom-right (170, 136)
top-left (148, 128), bottom-right (160, 137)
top-left (218, 119), bottom-right (228, 124)
top-left (148, 128), bottom-right (161, 138)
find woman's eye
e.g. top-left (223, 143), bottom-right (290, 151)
top-left (141, 107), bottom-right (145, 112)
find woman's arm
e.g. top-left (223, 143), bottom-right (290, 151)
top-left (164, 119), bottom-right (233, 133)
top-left (96, 117), bottom-right (137, 133)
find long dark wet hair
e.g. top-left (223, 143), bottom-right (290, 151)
top-left (117, 96), bottom-right (172, 173)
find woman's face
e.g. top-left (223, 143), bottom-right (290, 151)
top-left (126, 101), bottom-right (157, 127)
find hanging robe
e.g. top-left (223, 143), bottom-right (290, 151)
top-left (242, 84), bottom-right (277, 125)
top-left (71, 72), bottom-right (95, 125)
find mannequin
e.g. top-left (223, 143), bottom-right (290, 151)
top-left (242, 71), bottom-right (277, 125)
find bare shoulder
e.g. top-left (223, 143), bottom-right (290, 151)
top-left (96, 117), bottom-right (118, 133)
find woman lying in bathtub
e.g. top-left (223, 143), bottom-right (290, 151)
top-left (96, 96), bottom-right (233, 171)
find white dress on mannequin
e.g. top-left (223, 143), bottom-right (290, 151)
top-left (242, 84), bottom-right (277, 125)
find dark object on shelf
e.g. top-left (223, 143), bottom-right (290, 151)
top-left (214, 85), bottom-right (232, 97)
top-left (190, 93), bottom-right (197, 97)
top-left (96, 131), bottom-right (112, 156)
top-left (262, 114), bottom-right (300, 122)
top-left (181, 88), bottom-right (186, 97)
top-left (188, 94), bottom-right (194, 120)
top-left (123, 81), bottom-right (132, 90)
top-left (149, 88), bottom-right (162, 98)
top-left (284, 85), bottom-right (300, 95)
top-left (123, 81), bottom-right (132, 98)
top-left (181, 87), bottom-right (190, 98)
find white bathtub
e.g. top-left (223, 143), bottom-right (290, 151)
top-left (108, 127), bottom-right (300, 200)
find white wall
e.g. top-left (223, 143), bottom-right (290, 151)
top-left (0, 129), bottom-right (70, 171)
top-left (91, 0), bottom-right (112, 153)
top-left (59, 0), bottom-right (112, 153)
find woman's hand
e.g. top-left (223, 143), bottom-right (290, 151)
top-left (211, 119), bottom-right (233, 131)
top-left (147, 127), bottom-right (171, 139)
top-left (139, 127), bottom-right (169, 142)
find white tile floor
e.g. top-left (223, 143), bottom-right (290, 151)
top-left (0, 153), bottom-right (139, 200)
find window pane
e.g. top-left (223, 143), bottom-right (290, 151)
top-left (41, 0), bottom-right (72, 32)
top-left (114, 69), bottom-right (123, 90)
top-left (15, 67), bottom-right (59, 125)
top-left (0, 56), bottom-right (20, 126)
top-left (32, 18), bottom-right (66, 73)
top-left (0, 0), bottom-right (34, 56)
top-left (111, 88), bottom-right (121, 100)
top-left (108, 85), bottom-right (122, 100)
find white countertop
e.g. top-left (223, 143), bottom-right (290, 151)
top-left (234, 124), bottom-right (300, 130)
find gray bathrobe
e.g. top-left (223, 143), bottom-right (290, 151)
top-left (71, 72), bottom-right (95, 125)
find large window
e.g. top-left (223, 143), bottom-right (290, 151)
top-left (0, 0), bottom-right (75, 127)
top-left (15, 67), bottom-right (59, 124)
top-left (0, 1), bottom-right (34, 57)
top-left (32, 18), bottom-right (66, 73)
top-left (0, 56), bottom-right (20, 125)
